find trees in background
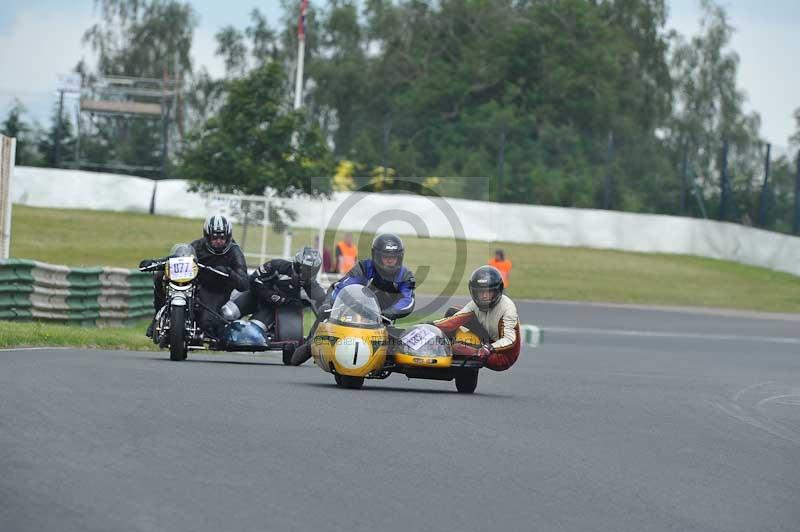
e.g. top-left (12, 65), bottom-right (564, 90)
top-left (76, 0), bottom-right (198, 176)
top-left (38, 103), bottom-right (77, 168)
top-left (668, 0), bottom-right (762, 222)
top-left (10, 0), bottom-right (798, 233)
top-left (298, 0), bottom-right (677, 207)
top-left (0, 101), bottom-right (42, 166)
top-left (288, 0), bottom-right (778, 226)
top-left (178, 63), bottom-right (332, 198)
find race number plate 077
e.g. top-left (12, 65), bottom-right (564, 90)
top-left (168, 257), bottom-right (195, 281)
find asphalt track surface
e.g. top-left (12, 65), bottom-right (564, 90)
top-left (2, 300), bottom-right (799, 532)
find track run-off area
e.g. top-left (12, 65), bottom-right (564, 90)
top-left (2, 299), bottom-right (799, 532)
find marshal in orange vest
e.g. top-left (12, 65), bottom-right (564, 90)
top-left (336, 234), bottom-right (358, 274)
top-left (488, 249), bottom-right (512, 287)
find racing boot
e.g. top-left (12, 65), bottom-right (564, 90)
top-left (290, 342), bottom-right (312, 366)
top-left (146, 318), bottom-right (156, 339)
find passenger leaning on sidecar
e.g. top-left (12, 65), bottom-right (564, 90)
top-left (433, 265), bottom-right (521, 371)
top-left (290, 233), bottom-right (416, 365)
top-left (140, 214), bottom-right (248, 339)
top-left (221, 247), bottom-right (326, 333)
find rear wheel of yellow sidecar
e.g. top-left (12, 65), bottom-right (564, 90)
top-left (455, 371), bottom-right (479, 393)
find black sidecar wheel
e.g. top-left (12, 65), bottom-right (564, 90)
top-left (455, 371), bottom-right (478, 394)
top-left (282, 345), bottom-right (295, 365)
top-left (335, 374), bottom-right (364, 389)
top-left (169, 305), bottom-right (188, 361)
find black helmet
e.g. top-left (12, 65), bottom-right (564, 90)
top-left (371, 233), bottom-right (404, 281)
top-left (203, 215), bottom-right (233, 255)
top-left (468, 266), bottom-right (504, 310)
top-left (293, 246), bottom-right (322, 282)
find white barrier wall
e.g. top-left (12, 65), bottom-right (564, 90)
top-left (11, 166), bottom-right (800, 276)
top-left (13, 167), bottom-right (155, 212)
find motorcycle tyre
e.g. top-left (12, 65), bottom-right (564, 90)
top-left (169, 305), bottom-right (188, 361)
top-left (455, 371), bottom-right (478, 394)
top-left (334, 374), bottom-right (364, 389)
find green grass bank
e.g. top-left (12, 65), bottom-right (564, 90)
top-left (8, 204), bottom-right (800, 313)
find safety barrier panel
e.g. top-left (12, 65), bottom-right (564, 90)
top-left (520, 324), bottom-right (542, 347)
top-left (0, 259), bottom-right (152, 326)
top-left (11, 166), bottom-right (800, 277)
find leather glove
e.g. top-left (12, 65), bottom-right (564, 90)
top-left (270, 294), bottom-right (286, 305)
top-left (317, 302), bottom-right (332, 315)
top-left (477, 344), bottom-right (493, 362)
top-left (139, 259), bottom-right (156, 269)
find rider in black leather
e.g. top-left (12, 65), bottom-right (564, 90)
top-left (140, 215), bottom-right (248, 339)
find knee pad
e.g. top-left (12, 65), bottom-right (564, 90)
top-left (221, 301), bottom-right (242, 321)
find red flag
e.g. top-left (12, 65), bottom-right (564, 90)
top-left (297, 0), bottom-right (309, 40)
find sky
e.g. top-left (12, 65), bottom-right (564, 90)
top-left (0, 0), bottom-right (798, 149)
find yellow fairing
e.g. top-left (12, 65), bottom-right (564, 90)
top-left (394, 351), bottom-right (452, 368)
top-left (454, 327), bottom-right (482, 348)
top-left (311, 321), bottom-right (387, 377)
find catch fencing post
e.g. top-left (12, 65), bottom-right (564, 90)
top-left (718, 141), bottom-right (730, 221)
top-left (794, 150), bottom-right (800, 235)
top-left (497, 124), bottom-right (506, 202)
top-left (603, 131), bottom-right (615, 210)
top-left (757, 143), bottom-right (771, 227)
top-left (0, 135), bottom-right (16, 259)
top-left (54, 89), bottom-right (65, 167)
top-left (679, 142), bottom-right (689, 213)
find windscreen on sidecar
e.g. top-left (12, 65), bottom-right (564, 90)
top-left (398, 324), bottom-right (452, 357)
top-left (329, 284), bottom-right (382, 328)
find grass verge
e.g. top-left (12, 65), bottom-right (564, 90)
top-left (7, 204), bottom-right (800, 315)
top-left (0, 320), bottom-right (157, 350)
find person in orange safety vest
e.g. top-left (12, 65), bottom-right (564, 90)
top-left (487, 249), bottom-right (512, 288)
top-left (335, 232), bottom-right (358, 274)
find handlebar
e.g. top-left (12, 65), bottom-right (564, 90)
top-left (138, 260), bottom-right (166, 272)
top-left (197, 262), bottom-right (230, 278)
top-left (137, 259), bottom-right (229, 278)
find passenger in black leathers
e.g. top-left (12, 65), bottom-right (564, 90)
top-left (140, 215), bottom-right (248, 339)
top-left (222, 247), bottom-right (326, 333)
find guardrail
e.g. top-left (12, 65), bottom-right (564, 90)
top-left (0, 259), bottom-right (152, 326)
